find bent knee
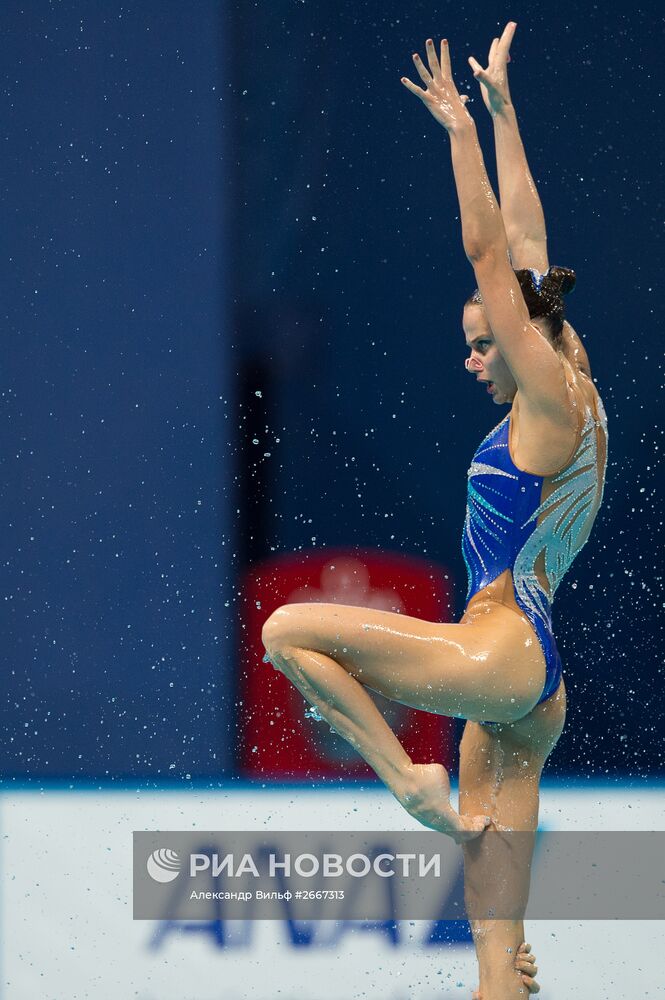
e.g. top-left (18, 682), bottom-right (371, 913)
top-left (261, 606), bottom-right (293, 651)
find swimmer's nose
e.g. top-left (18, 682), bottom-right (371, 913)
top-left (465, 355), bottom-right (484, 373)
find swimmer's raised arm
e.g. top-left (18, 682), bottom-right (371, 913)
top-left (401, 40), bottom-right (505, 260)
top-left (468, 22), bottom-right (549, 273)
top-left (401, 38), bottom-right (565, 408)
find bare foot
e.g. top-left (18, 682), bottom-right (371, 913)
top-left (471, 941), bottom-right (540, 998)
top-left (399, 763), bottom-right (491, 843)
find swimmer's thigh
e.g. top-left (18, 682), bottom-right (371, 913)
top-left (458, 677), bottom-right (567, 828)
top-left (458, 679), bottom-right (566, 920)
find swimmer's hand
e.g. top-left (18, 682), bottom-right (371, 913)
top-left (515, 942), bottom-right (541, 994)
top-left (472, 943), bottom-right (541, 998)
top-left (401, 38), bottom-right (474, 134)
top-left (468, 21), bottom-right (516, 119)
top-left (398, 763), bottom-right (491, 843)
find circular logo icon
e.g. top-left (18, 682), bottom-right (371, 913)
top-left (146, 848), bottom-right (181, 883)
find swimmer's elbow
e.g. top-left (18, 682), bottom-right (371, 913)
top-left (465, 243), bottom-right (501, 266)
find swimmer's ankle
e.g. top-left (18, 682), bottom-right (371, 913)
top-left (472, 921), bottom-right (527, 999)
top-left (478, 969), bottom-right (527, 1000)
top-left (392, 759), bottom-right (421, 803)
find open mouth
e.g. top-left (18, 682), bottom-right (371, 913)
top-left (486, 381), bottom-right (495, 394)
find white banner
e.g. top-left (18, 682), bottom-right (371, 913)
top-left (2, 783), bottom-right (664, 999)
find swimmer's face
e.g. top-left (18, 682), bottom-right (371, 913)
top-left (463, 304), bottom-right (517, 406)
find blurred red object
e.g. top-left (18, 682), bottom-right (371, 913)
top-left (238, 548), bottom-right (457, 779)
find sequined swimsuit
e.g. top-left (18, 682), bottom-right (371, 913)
top-left (462, 388), bottom-right (608, 724)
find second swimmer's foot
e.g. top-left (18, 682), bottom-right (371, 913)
top-left (471, 942), bottom-right (541, 998)
top-left (399, 763), bottom-right (491, 843)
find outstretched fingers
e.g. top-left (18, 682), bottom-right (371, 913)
top-left (407, 37), bottom-right (450, 89)
top-left (438, 38), bottom-right (453, 80)
top-left (468, 55), bottom-right (488, 83)
top-left (400, 74), bottom-right (427, 99)
top-left (401, 36), bottom-right (472, 131)
top-left (422, 38), bottom-right (442, 82)
top-left (497, 20), bottom-right (517, 61)
top-left (405, 37), bottom-right (456, 88)
top-left (474, 22), bottom-right (515, 79)
top-left (411, 49), bottom-right (433, 87)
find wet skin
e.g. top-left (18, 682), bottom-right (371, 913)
top-left (464, 301), bottom-right (518, 406)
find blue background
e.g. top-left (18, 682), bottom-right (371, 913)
top-left (0, 2), bottom-right (235, 777)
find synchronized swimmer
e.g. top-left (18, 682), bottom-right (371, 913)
top-left (262, 22), bottom-right (607, 999)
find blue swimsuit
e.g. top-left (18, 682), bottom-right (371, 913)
top-left (462, 393), bottom-right (607, 723)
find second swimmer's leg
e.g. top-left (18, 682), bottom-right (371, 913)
top-left (265, 642), bottom-right (491, 843)
top-left (460, 723), bottom-right (540, 998)
top-left (459, 685), bottom-right (565, 998)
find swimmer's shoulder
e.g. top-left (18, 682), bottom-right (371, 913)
top-left (560, 321), bottom-right (592, 379)
top-left (559, 322), bottom-right (608, 419)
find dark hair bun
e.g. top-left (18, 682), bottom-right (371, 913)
top-left (512, 265), bottom-right (577, 343)
top-left (550, 265), bottom-right (576, 296)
